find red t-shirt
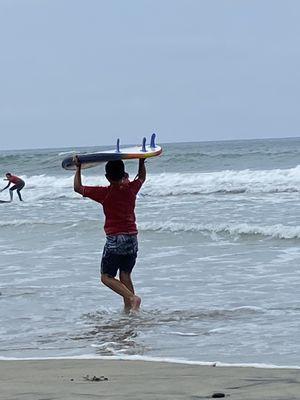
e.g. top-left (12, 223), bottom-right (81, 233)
top-left (8, 175), bottom-right (23, 185)
top-left (82, 179), bottom-right (143, 235)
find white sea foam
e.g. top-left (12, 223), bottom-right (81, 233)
top-left (0, 354), bottom-right (299, 369)
top-left (170, 332), bottom-right (199, 336)
top-left (18, 166), bottom-right (300, 202)
top-left (139, 221), bottom-right (300, 239)
top-left (143, 166), bottom-right (300, 196)
top-left (23, 174), bottom-right (106, 189)
top-left (1, 218), bottom-right (299, 239)
top-left (15, 174), bottom-right (106, 201)
top-left (58, 151), bottom-right (76, 156)
top-left (0, 218), bottom-right (97, 227)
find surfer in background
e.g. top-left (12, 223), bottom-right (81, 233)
top-left (0, 173), bottom-right (25, 202)
top-left (73, 156), bottom-right (146, 313)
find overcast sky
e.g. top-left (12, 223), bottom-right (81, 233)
top-left (0, 0), bottom-right (300, 150)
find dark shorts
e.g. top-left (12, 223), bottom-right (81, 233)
top-left (10, 182), bottom-right (25, 191)
top-left (101, 234), bottom-right (138, 278)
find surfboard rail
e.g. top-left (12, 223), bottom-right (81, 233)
top-left (62, 134), bottom-right (162, 170)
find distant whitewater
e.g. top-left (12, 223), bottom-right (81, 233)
top-left (0, 137), bottom-right (300, 367)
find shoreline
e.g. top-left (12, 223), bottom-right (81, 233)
top-left (1, 359), bottom-right (300, 400)
top-left (1, 354), bottom-right (300, 370)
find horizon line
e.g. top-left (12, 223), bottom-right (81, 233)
top-left (1, 135), bottom-right (300, 152)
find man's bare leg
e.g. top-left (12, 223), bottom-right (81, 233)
top-left (101, 274), bottom-right (141, 311)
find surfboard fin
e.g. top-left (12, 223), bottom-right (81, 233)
top-left (150, 133), bottom-right (156, 148)
top-left (115, 138), bottom-right (120, 153)
top-left (141, 137), bottom-right (147, 152)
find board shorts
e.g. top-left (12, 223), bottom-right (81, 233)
top-left (101, 234), bottom-right (138, 278)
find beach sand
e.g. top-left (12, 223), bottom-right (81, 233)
top-left (0, 359), bottom-right (300, 400)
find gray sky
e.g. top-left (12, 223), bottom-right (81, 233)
top-left (1, 0), bottom-right (300, 150)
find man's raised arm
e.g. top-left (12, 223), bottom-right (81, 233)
top-left (73, 156), bottom-right (84, 194)
top-left (137, 158), bottom-right (146, 183)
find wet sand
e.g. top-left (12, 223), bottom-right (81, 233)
top-left (0, 359), bottom-right (299, 400)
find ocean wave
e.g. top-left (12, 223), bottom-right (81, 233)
top-left (143, 167), bottom-right (300, 196)
top-left (11, 166), bottom-right (300, 201)
top-left (0, 219), bottom-right (98, 228)
top-left (139, 221), bottom-right (300, 239)
top-left (2, 219), bottom-right (298, 240)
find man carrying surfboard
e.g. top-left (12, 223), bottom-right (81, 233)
top-left (73, 156), bottom-right (146, 312)
top-left (0, 173), bottom-right (25, 202)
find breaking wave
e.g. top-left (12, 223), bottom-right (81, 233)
top-left (2, 166), bottom-right (299, 202)
top-left (139, 221), bottom-right (300, 239)
top-left (143, 166), bottom-right (300, 196)
top-left (1, 218), bottom-right (299, 239)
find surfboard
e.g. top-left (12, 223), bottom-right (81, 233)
top-left (0, 200), bottom-right (10, 204)
top-left (62, 134), bottom-right (162, 170)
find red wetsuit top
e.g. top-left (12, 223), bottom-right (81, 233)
top-left (82, 179), bottom-right (143, 235)
top-left (8, 175), bottom-right (24, 185)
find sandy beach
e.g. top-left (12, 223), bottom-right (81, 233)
top-left (0, 359), bottom-right (299, 400)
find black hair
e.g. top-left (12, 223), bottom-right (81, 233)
top-left (6, 172), bottom-right (11, 176)
top-left (105, 160), bottom-right (125, 181)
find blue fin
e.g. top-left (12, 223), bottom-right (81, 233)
top-left (141, 137), bottom-right (147, 152)
top-left (150, 133), bottom-right (156, 148)
top-left (115, 138), bottom-right (120, 153)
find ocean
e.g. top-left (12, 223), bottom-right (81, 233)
top-left (1, 137), bottom-right (300, 367)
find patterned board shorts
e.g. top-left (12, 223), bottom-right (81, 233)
top-left (101, 234), bottom-right (138, 277)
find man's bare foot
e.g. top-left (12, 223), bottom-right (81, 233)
top-left (130, 295), bottom-right (141, 312)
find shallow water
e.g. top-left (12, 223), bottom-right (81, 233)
top-left (1, 138), bottom-right (300, 366)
